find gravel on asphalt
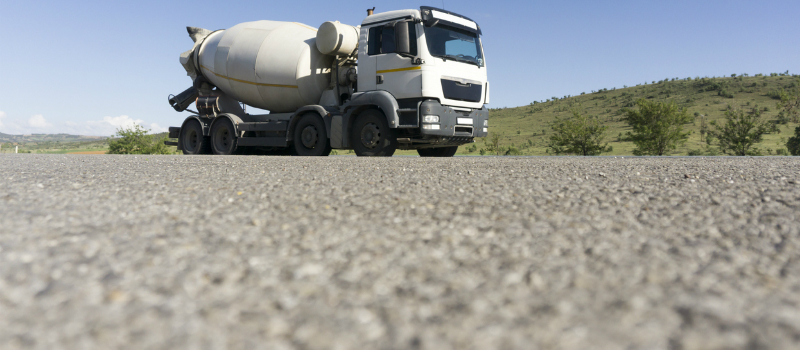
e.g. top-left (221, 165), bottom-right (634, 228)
top-left (0, 155), bottom-right (799, 350)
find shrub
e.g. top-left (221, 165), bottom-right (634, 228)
top-left (709, 106), bottom-right (771, 156)
top-left (547, 109), bottom-right (611, 156)
top-left (623, 99), bottom-right (693, 155)
top-left (687, 149), bottom-right (704, 156)
top-left (777, 78), bottom-right (800, 123)
top-left (504, 146), bottom-right (522, 156)
top-left (766, 89), bottom-right (783, 100)
top-left (787, 126), bottom-right (800, 156)
top-left (107, 124), bottom-right (172, 155)
top-left (687, 145), bottom-right (720, 156)
top-left (484, 133), bottom-right (502, 156)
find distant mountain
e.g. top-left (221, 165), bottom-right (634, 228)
top-left (0, 133), bottom-right (107, 144)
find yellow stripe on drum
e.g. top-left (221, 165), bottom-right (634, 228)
top-left (199, 65), bottom-right (299, 89)
top-left (376, 66), bottom-right (422, 74)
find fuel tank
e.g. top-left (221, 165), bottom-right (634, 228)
top-left (190, 21), bottom-right (334, 113)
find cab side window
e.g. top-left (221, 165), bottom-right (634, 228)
top-left (367, 24), bottom-right (416, 56)
top-left (368, 26), bottom-right (390, 55)
top-left (367, 27), bottom-right (380, 55)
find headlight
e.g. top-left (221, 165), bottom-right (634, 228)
top-left (483, 120), bottom-right (488, 127)
top-left (482, 128), bottom-right (488, 133)
top-left (423, 115), bottom-right (439, 123)
top-left (422, 124), bottom-right (440, 130)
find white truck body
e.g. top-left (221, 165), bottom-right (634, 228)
top-left (167, 6), bottom-right (489, 157)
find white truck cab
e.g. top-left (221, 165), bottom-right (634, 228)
top-left (353, 7), bottom-right (489, 147)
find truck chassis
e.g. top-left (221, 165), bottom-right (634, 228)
top-left (167, 96), bottom-right (488, 157)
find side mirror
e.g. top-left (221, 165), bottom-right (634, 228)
top-left (394, 21), bottom-right (411, 55)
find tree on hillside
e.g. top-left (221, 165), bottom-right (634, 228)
top-left (708, 105), bottom-right (770, 156)
top-left (777, 78), bottom-right (800, 123)
top-left (547, 109), bottom-right (611, 156)
top-left (624, 99), bottom-right (692, 155)
top-left (107, 124), bottom-right (172, 155)
top-left (784, 126), bottom-right (800, 156)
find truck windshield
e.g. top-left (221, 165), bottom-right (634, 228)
top-left (424, 24), bottom-right (484, 67)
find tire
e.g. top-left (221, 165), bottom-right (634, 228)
top-left (292, 113), bottom-right (332, 156)
top-left (351, 109), bottom-right (397, 157)
top-left (180, 119), bottom-right (211, 155)
top-left (417, 146), bottom-right (458, 157)
top-left (210, 117), bottom-right (238, 155)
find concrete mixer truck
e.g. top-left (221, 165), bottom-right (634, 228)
top-left (166, 6), bottom-right (489, 157)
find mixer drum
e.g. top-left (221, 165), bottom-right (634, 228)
top-left (195, 20), bottom-right (333, 113)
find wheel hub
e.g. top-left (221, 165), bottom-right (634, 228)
top-left (360, 123), bottom-right (380, 149)
top-left (301, 125), bottom-right (318, 148)
top-left (218, 129), bottom-right (229, 147)
top-left (187, 130), bottom-right (198, 150)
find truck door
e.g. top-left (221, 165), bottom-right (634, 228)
top-left (371, 22), bottom-right (422, 99)
top-left (357, 26), bottom-right (377, 92)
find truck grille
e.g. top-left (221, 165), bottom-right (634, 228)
top-left (441, 78), bottom-right (482, 102)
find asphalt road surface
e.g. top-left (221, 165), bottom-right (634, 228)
top-left (1, 155), bottom-right (799, 350)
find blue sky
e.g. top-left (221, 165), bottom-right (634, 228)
top-left (1, 0), bottom-right (798, 136)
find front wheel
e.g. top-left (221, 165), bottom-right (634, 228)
top-left (417, 146), bottom-right (458, 157)
top-left (292, 113), bottom-right (331, 156)
top-left (351, 109), bottom-right (397, 157)
top-left (210, 118), bottom-right (238, 155)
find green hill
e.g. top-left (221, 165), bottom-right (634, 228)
top-left (457, 72), bottom-right (799, 156)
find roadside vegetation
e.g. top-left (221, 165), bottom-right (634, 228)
top-left (708, 106), bottom-right (772, 156)
top-left (786, 126), bottom-right (800, 156)
top-left (623, 99), bottom-right (692, 156)
top-left (546, 109), bottom-right (611, 155)
top-left (107, 125), bottom-right (175, 154)
top-left (457, 72), bottom-right (800, 156)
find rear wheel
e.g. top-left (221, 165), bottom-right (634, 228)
top-left (210, 118), bottom-right (238, 155)
top-left (292, 113), bottom-right (331, 156)
top-left (180, 119), bottom-right (210, 155)
top-left (351, 110), bottom-right (396, 157)
top-left (417, 146), bottom-right (458, 157)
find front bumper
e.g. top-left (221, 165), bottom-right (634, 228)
top-left (418, 100), bottom-right (489, 138)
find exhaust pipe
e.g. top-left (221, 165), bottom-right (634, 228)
top-left (367, 7), bottom-right (375, 16)
top-left (168, 86), bottom-right (198, 112)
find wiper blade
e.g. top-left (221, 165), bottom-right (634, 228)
top-left (442, 54), bottom-right (480, 66)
